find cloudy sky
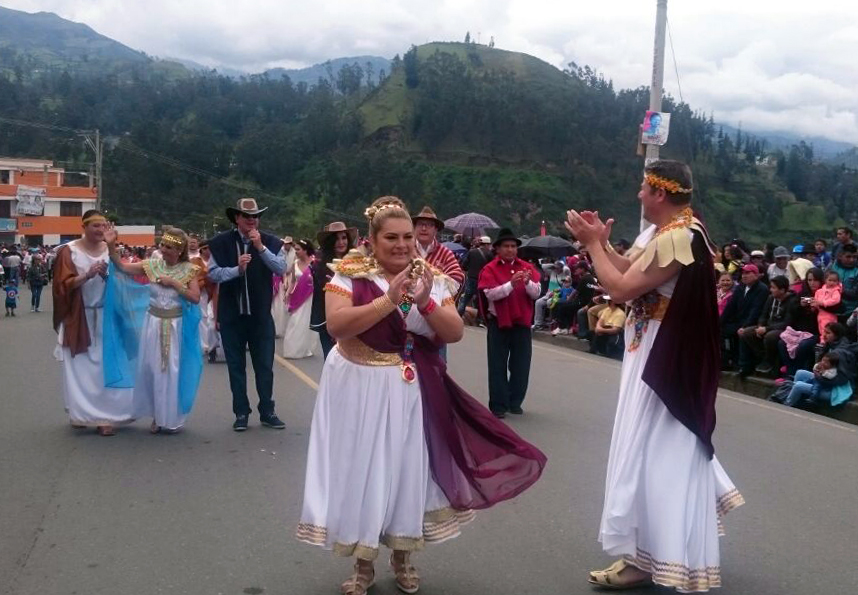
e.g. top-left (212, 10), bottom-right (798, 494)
top-left (6, 0), bottom-right (858, 146)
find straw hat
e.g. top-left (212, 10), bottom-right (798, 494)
top-left (411, 206), bottom-right (444, 230)
top-left (226, 198), bottom-right (268, 224)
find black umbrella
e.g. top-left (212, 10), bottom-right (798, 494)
top-left (519, 235), bottom-right (575, 259)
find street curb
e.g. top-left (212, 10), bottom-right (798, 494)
top-left (531, 330), bottom-right (858, 427)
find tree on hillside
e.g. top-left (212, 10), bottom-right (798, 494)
top-left (403, 45), bottom-right (419, 88)
top-left (465, 32), bottom-right (471, 44)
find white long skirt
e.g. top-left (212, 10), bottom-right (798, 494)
top-left (281, 299), bottom-right (317, 359)
top-left (599, 319), bottom-right (744, 593)
top-left (198, 292), bottom-right (217, 353)
top-left (272, 286), bottom-right (288, 338)
top-left (130, 313), bottom-right (187, 431)
top-left (297, 347), bottom-right (474, 560)
top-left (56, 309), bottom-right (135, 427)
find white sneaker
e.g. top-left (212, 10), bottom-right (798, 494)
top-left (551, 328), bottom-right (561, 336)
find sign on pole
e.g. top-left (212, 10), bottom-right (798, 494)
top-left (640, 111), bottom-right (671, 146)
top-left (16, 185), bottom-right (47, 216)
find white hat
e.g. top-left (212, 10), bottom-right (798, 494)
top-left (479, 236), bottom-right (491, 244)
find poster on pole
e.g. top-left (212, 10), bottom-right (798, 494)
top-left (640, 111), bottom-right (671, 146)
top-left (16, 185), bottom-right (47, 216)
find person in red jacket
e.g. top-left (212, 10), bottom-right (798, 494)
top-left (478, 228), bottom-right (540, 418)
top-left (412, 206), bottom-right (464, 288)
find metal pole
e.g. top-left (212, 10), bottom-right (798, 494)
top-left (646, 0), bottom-right (668, 166)
top-left (95, 129), bottom-right (102, 212)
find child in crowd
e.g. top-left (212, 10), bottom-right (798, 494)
top-left (5, 278), bottom-right (18, 317)
top-left (814, 270), bottom-right (842, 338)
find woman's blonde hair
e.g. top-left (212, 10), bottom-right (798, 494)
top-left (365, 196), bottom-right (411, 238)
top-left (160, 226), bottom-right (190, 262)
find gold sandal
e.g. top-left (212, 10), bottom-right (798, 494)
top-left (341, 562), bottom-right (375, 595)
top-left (588, 559), bottom-right (652, 590)
top-left (390, 552), bottom-right (420, 594)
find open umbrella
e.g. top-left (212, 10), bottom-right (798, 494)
top-left (519, 235), bottom-right (575, 259)
top-left (442, 241), bottom-right (468, 256)
top-left (444, 213), bottom-right (500, 237)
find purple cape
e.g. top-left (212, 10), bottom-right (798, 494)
top-left (352, 278), bottom-right (547, 510)
top-left (641, 228), bottom-right (720, 458)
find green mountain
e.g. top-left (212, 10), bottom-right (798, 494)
top-left (265, 56), bottom-right (391, 87)
top-left (0, 6), bottom-right (187, 79)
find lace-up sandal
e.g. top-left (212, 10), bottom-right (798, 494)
top-left (341, 562), bottom-right (375, 595)
top-left (588, 560), bottom-right (652, 590)
top-left (390, 552), bottom-right (420, 594)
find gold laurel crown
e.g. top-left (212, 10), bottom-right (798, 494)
top-left (161, 233), bottom-right (186, 247)
top-left (645, 173), bottom-right (693, 194)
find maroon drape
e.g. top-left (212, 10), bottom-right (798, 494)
top-left (641, 229), bottom-right (720, 458)
top-left (352, 279), bottom-right (547, 510)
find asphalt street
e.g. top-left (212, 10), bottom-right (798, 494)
top-left (2, 292), bottom-right (857, 595)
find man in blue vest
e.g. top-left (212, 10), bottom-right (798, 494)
top-left (208, 198), bottom-right (289, 431)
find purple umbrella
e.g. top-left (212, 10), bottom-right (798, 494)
top-left (444, 213), bottom-right (500, 237)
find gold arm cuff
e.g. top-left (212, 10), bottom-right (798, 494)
top-left (372, 294), bottom-right (396, 318)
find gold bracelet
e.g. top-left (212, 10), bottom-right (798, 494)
top-left (372, 295), bottom-right (396, 318)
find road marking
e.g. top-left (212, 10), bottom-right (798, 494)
top-left (464, 328), bottom-right (857, 435)
top-left (275, 355), bottom-right (319, 391)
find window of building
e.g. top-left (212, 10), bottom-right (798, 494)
top-left (0, 170), bottom-right (9, 184)
top-left (60, 201), bottom-right (83, 216)
top-left (26, 235), bottom-right (44, 248)
top-left (0, 200), bottom-right (10, 218)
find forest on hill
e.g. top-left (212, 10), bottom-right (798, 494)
top-left (0, 39), bottom-right (856, 245)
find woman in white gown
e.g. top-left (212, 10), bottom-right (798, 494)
top-left (105, 226), bottom-right (203, 433)
top-left (296, 197), bottom-right (546, 595)
top-left (282, 239), bottom-right (318, 359)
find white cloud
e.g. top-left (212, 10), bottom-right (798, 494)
top-left (5, 0), bottom-right (858, 144)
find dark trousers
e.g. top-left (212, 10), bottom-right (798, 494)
top-left (30, 284), bottom-right (43, 309)
top-left (220, 315), bottom-right (276, 417)
top-left (318, 328), bottom-right (336, 360)
top-left (778, 336), bottom-right (817, 376)
top-left (739, 326), bottom-right (783, 370)
top-left (554, 301), bottom-right (581, 330)
top-left (486, 319), bottom-right (532, 413)
top-left (592, 332), bottom-right (624, 359)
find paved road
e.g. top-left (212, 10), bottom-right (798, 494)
top-left (2, 293), bottom-right (857, 595)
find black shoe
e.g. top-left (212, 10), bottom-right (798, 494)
top-left (233, 415), bottom-right (249, 432)
top-left (491, 410), bottom-right (506, 419)
top-left (208, 350), bottom-right (217, 363)
top-left (509, 407), bottom-right (524, 415)
top-left (754, 364), bottom-right (775, 376)
top-left (260, 414), bottom-right (286, 429)
top-left (738, 367), bottom-right (752, 380)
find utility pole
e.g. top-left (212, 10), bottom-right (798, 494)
top-left (646, 0), bottom-right (668, 166)
top-left (81, 129), bottom-right (103, 211)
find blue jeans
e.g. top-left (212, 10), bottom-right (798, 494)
top-left (457, 278), bottom-right (479, 316)
top-left (784, 369), bottom-right (829, 407)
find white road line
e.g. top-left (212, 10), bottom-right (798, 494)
top-left (275, 354), bottom-right (319, 391)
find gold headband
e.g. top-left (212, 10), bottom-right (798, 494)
top-left (364, 202), bottom-right (403, 222)
top-left (161, 233), bottom-right (186, 248)
top-left (82, 215), bottom-right (107, 225)
top-left (645, 173), bottom-right (693, 194)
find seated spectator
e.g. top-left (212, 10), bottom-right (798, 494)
top-left (814, 270), bottom-right (842, 338)
top-left (787, 256), bottom-right (815, 294)
top-left (831, 226), bottom-right (856, 263)
top-left (588, 296), bottom-right (625, 359)
top-left (813, 239), bottom-right (832, 269)
top-left (738, 275), bottom-right (799, 377)
top-left (749, 250), bottom-right (767, 278)
top-left (552, 263), bottom-right (596, 335)
top-left (782, 323), bottom-right (855, 408)
top-left (767, 246), bottom-right (790, 280)
top-left (827, 243), bottom-right (858, 328)
top-left (717, 272), bottom-right (735, 316)
top-left (721, 264), bottom-right (769, 370)
top-left (778, 268), bottom-right (824, 376)
top-left (724, 245), bottom-right (745, 280)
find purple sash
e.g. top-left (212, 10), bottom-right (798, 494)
top-left (288, 265), bottom-right (314, 313)
top-left (352, 279), bottom-right (547, 510)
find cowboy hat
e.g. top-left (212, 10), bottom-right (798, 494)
top-left (226, 197), bottom-right (269, 224)
top-left (412, 206), bottom-right (445, 230)
top-left (316, 221), bottom-right (358, 246)
top-left (492, 227), bottom-right (522, 247)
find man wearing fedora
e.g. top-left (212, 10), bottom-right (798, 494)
top-left (478, 228), bottom-right (541, 418)
top-left (413, 206), bottom-right (465, 287)
top-left (208, 198), bottom-right (290, 431)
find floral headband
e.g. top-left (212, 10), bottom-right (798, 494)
top-left (645, 173), bottom-right (693, 194)
top-left (364, 202), bottom-right (403, 222)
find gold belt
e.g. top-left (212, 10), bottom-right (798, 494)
top-left (336, 337), bottom-right (403, 366)
top-left (148, 306), bottom-right (181, 370)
